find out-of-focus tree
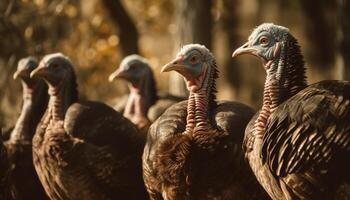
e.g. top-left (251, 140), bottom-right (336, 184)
top-left (175, 0), bottom-right (212, 48)
top-left (338, 0), bottom-right (350, 80)
top-left (300, 0), bottom-right (336, 73)
top-left (218, 0), bottom-right (241, 89)
top-left (102, 0), bottom-right (139, 57)
top-left (0, 0), bottom-right (76, 127)
top-left (169, 0), bottom-right (213, 97)
top-left (218, 0), bottom-right (267, 107)
top-left (0, 0), bottom-right (123, 128)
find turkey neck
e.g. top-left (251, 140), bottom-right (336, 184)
top-left (10, 80), bottom-right (48, 142)
top-left (185, 62), bottom-right (218, 135)
top-left (45, 73), bottom-right (78, 125)
top-left (253, 33), bottom-right (307, 139)
top-left (124, 73), bottom-right (158, 120)
top-left (124, 86), bottom-right (152, 120)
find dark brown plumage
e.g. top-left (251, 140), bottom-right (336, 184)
top-left (1, 127), bottom-right (13, 141)
top-left (143, 44), bottom-right (268, 199)
top-left (0, 133), bottom-right (11, 200)
top-left (5, 57), bottom-right (49, 200)
top-left (233, 23), bottom-right (350, 199)
top-left (147, 94), bottom-right (186, 122)
top-left (109, 54), bottom-right (185, 132)
top-left (30, 53), bottom-right (148, 200)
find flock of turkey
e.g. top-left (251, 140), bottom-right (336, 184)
top-left (0, 23), bottom-right (349, 200)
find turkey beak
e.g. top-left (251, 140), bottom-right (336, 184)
top-left (13, 70), bottom-right (26, 80)
top-left (161, 57), bottom-right (185, 73)
top-left (232, 42), bottom-right (257, 58)
top-left (108, 68), bottom-right (128, 82)
top-left (30, 64), bottom-right (48, 78)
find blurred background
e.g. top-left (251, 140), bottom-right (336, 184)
top-left (0, 0), bottom-right (349, 129)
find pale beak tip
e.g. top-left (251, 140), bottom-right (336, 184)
top-left (109, 70), bottom-right (125, 82)
top-left (29, 71), bottom-right (36, 78)
top-left (232, 41), bottom-right (252, 58)
top-left (108, 75), bottom-right (114, 82)
top-left (160, 66), bottom-right (168, 73)
top-left (13, 72), bottom-right (18, 80)
top-left (232, 51), bottom-right (238, 58)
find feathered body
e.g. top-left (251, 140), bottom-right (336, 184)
top-left (0, 134), bottom-right (11, 200)
top-left (143, 44), bottom-right (268, 199)
top-left (31, 53), bottom-right (148, 200)
top-left (147, 94), bottom-right (186, 122)
top-left (233, 23), bottom-right (350, 200)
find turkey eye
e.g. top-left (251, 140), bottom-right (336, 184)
top-left (129, 65), bottom-right (137, 71)
top-left (50, 63), bottom-right (59, 68)
top-left (259, 36), bottom-right (269, 46)
top-left (189, 56), bottom-right (198, 64)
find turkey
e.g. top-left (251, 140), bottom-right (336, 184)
top-left (0, 131), bottom-right (11, 200)
top-left (5, 57), bottom-right (49, 200)
top-left (30, 53), bottom-right (148, 200)
top-left (143, 44), bottom-right (268, 199)
top-left (109, 54), bottom-right (185, 132)
top-left (232, 23), bottom-right (350, 199)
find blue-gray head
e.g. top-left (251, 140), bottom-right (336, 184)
top-left (161, 44), bottom-right (217, 92)
top-left (232, 23), bottom-right (289, 69)
top-left (233, 23), bottom-right (307, 96)
top-left (108, 54), bottom-right (158, 106)
top-left (108, 54), bottom-right (153, 88)
top-left (13, 57), bottom-right (38, 80)
top-left (30, 53), bottom-right (74, 87)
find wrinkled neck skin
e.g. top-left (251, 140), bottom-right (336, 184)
top-left (43, 77), bottom-right (78, 129)
top-left (10, 80), bottom-right (47, 142)
top-left (47, 84), bottom-right (64, 122)
top-left (10, 82), bottom-right (35, 142)
top-left (252, 59), bottom-right (282, 139)
top-left (184, 64), bottom-right (216, 135)
top-left (254, 37), bottom-right (307, 139)
top-left (124, 83), bottom-right (151, 122)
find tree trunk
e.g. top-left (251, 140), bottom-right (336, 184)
top-left (102, 0), bottom-right (139, 57)
top-left (170, 0), bottom-right (213, 97)
top-left (300, 0), bottom-right (336, 71)
top-left (220, 0), bottom-right (240, 89)
top-left (176, 0), bottom-right (212, 48)
top-left (338, 0), bottom-right (350, 80)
